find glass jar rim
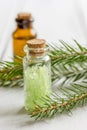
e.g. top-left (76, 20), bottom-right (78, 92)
top-left (24, 44), bottom-right (49, 52)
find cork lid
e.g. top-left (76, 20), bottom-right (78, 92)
top-left (27, 39), bottom-right (46, 48)
top-left (26, 39), bottom-right (46, 56)
top-left (17, 13), bottom-right (32, 20)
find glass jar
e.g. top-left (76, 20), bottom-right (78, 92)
top-left (23, 39), bottom-right (51, 112)
top-left (12, 13), bottom-right (37, 60)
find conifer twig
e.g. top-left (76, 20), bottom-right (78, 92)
top-left (0, 40), bottom-right (87, 87)
top-left (30, 83), bottom-right (87, 119)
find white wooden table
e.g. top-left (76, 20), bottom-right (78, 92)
top-left (0, 87), bottom-right (87, 130)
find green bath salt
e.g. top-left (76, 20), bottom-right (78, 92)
top-left (24, 65), bottom-right (51, 112)
top-left (23, 39), bottom-right (51, 112)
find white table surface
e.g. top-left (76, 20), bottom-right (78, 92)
top-left (0, 87), bottom-right (87, 130)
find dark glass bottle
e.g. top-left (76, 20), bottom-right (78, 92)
top-left (12, 13), bottom-right (37, 59)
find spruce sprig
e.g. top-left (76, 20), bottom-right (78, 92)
top-left (50, 40), bottom-right (87, 65)
top-left (0, 40), bottom-right (87, 87)
top-left (0, 61), bottom-right (23, 87)
top-left (52, 62), bottom-right (87, 87)
top-left (50, 40), bottom-right (87, 83)
top-left (30, 83), bottom-right (87, 120)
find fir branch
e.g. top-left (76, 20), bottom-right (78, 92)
top-left (0, 61), bottom-right (23, 87)
top-left (30, 83), bottom-right (87, 120)
top-left (52, 62), bottom-right (87, 86)
top-left (0, 40), bottom-right (87, 87)
top-left (50, 40), bottom-right (87, 84)
top-left (50, 40), bottom-right (87, 65)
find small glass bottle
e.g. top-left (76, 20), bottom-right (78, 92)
top-left (13, 13), bottom-right (37, 60)
top-left (23, 39), bottom-right (51, 112)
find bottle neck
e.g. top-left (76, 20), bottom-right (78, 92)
top-left (17, 20), bottom-right (33, 29)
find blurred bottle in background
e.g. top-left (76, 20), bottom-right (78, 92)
top-left (12, 13), bottom-right (37, 60)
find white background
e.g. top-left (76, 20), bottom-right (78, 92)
top-left (0, 0), bottom-right (87, 130)
top-left (1, 0), bottom-right (87, 60)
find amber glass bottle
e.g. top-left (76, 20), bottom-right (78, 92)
top-left (13, 13), bottom-right (37, 60)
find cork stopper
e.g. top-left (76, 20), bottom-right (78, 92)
top-left (27, 39), bottom-right (46, 56)
top-left (27, 39), bottom-right (46, 48)
top-left (17, 13), bottom-right (32, 20)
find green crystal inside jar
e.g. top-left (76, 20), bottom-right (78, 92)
top-left (24, 65), bottom-right (51, 111)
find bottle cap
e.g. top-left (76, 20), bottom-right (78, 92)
top-left (16, 13), bottom-right (33, 22)
top-left (27, 39), bottom-right (46, 48)
top-left (27, 39), bottom-right (46, 56)
top-left (18, 13), bottom-right (32, 20)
